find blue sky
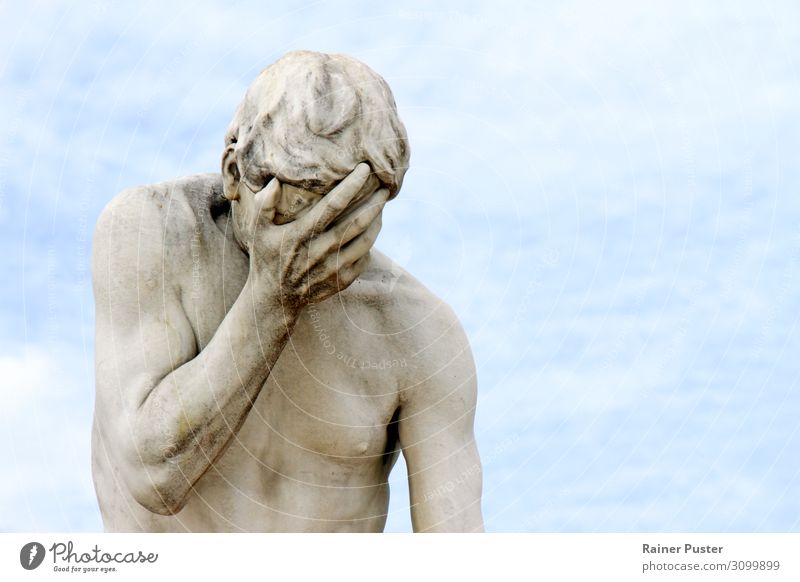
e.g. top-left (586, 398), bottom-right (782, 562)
top-left (1, 0), bottom-right (798, 532)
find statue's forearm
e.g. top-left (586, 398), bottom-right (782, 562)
top-left (128, 278), bottom-right (298, 514)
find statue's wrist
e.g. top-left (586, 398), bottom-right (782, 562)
top-left (244, 274), bottom-right (302, 321)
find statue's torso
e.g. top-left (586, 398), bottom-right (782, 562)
top-left (93, 174), bottom-right (426, 532)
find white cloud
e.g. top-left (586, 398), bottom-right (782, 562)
top-left (0, 346), bottom-right (99, 531)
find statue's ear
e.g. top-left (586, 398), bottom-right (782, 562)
top-left (221, 144), bottom-right (240, 200)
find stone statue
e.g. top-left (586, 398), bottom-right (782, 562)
top-left (91, 51), bottom-right (483, 532)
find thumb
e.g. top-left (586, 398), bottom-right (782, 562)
top-left (253, 178), bottom-right (282, 226)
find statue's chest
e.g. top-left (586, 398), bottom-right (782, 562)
top-left (248, 312), bottom-right (401, 460)
top-left (186, 243), bottom-right (401, 461)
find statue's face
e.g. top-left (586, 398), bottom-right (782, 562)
top-left (227, 147), bottom-right (381, 251)
top-left (238, 168), bottom-right (324, 226)
top-left (238, 166), bottom-right (379, 227)
top-left (272, 182), bottom-right (324, 225)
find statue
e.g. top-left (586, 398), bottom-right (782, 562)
top-left (91, 51), bottom-right (483, 532)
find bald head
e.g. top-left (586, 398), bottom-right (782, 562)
top-left (224, 51), bottom-right (410, 199)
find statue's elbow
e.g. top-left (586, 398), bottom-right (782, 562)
top-left (122, 460), bottom-right (190, 516)
top-left (136, 488), bottom-right (188, 517)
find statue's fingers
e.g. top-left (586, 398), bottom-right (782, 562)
top-left (302, 163), bottom-right (372, 234)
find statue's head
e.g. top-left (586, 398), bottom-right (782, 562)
top-left (222, 50), bottom-right (409, 225)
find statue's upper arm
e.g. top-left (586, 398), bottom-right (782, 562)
top-left (397, 300), bottom-right (483, 531)
top-left (92, 189), bottom-right (198, 421)
top-left (398, 303), bottom-right (478, 454)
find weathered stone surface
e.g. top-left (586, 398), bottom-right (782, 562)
top-left (92, 51), bottom-right (483, 532)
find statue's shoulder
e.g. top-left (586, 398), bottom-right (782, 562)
top-left (93, 174), bottom-right (225, 279)
top-left (95, 174), bottom-right (225, 246)
top-left (354, 249), bottom-right (464, 337)
top-left (98, 173), bottom-right (224, 231)
top-left (351, 250), bottom-right (472, 383)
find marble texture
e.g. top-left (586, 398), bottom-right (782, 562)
top-left (91, 51), bottom-right (483, 532)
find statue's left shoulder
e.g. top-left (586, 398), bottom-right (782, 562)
top-left (354, 248), bottom-right (470, 354)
